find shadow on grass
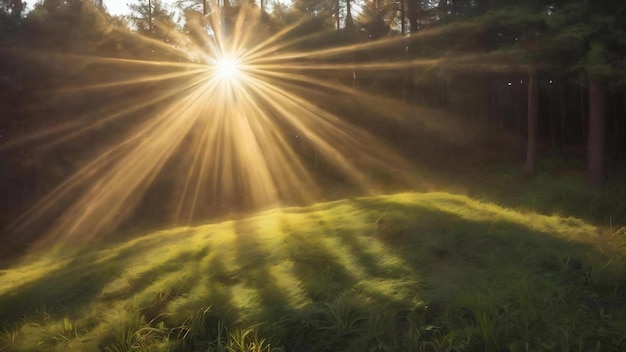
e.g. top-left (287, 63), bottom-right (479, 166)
top-left (0, 232), bottom-right (209, 327)
top-left (0, 250), bottom-right (126, 325)
top-left (1, 192), bottom-right (625, 351)
top-left (232, 219), bottom-right (296, 318)
top-left (352, 197), bottom-right (599, 300)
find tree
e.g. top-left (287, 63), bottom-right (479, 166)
top-left (358, 0), bottom-right (396, 38)
top-left (583, 0), bottom-right (625, 187)
top-left (548, 0), bottom-right (626, 187)
top-left (129, 0), bottom-right (177, 41)
top-left (290, 0), bottom-right (336, 33)
top-left (0, 0), bottom-right (23, 19)
top-left (587, 70), bottom-right (606, 187)
top-left (345, 0), bottom-right (354, 30)
top-left (585, 40), bottom-right (612, 188)
top-left (405, 0), bottom-right (419, 34)
top-left (521, 9), bottom-right (547, 176)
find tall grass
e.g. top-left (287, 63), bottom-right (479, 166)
top-left (1, 191), bottom-right (625, 351)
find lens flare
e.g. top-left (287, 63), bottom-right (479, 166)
top-left (214, 56), bottom-right (242, 81)
top-left (3, 6), bottom-right (524, 249)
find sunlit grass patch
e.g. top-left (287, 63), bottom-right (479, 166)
top-left (0, 258), bottom-right (69, 297)
top-left (96, 308), bottom-right (169, 352)
top-left (1, 191), bottom-right (626, 351)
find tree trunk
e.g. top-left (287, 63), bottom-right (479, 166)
top-left (336, 0), bottom-right (340, 30)
top-left (442, 77), bottom-right (448, 115)
top-left (407, 0), bottom-right (419, 34)
top-left (345, 0), bottom-right (353, 29)
top-left (621, 89), bottom-right (626, 157)
top-left (516, 80), bottom-right (524, 137)
top-left (609, 90), bottom-right (618, 157)
top-left (587, 78), bottom-right (606, 187)
top-left (559, 81), bottom-right (566, 146)
top-left (148, 0), bottom-right (153, 32)
top-left (489, 76), bottom-right (497, 125)
top-left (400, 0), bottom-right (405, 35)
top-left (580, 85), bottom-right (586, 143)
top-left (524, 68), bottom-right (538, 175)
top-left (437, 0), bottom-right (447, 21)
top-left (548, 81), bottom-right (556, 147)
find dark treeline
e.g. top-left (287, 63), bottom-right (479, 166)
top-left (356, 0), bottom-right (626, 186)
top-left (0, 0), bottom-right (625, 245)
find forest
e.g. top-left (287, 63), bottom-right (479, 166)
top-left (0, 0), bottom-right (625, 351)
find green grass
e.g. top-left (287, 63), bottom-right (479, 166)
top-left (1, 191), bottom-right (626, 351)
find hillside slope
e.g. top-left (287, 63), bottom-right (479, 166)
top-left (1, 192), bottom-right (625, 351)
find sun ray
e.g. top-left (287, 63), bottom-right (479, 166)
top-left (242, 17), bottom-right (316, 60)
top-left (58, 69), bottom-right (207, 93)
top-left (5, 6), bottom-right (504, 249)
top-left (0, 74), bottom-right (210, 152)
top-left (241, 76), bottom-right (413, 190)
top-left (41, 52), bottom-right (208, 69)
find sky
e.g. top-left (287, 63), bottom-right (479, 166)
top-left (23, 0), bottom-right (177, 16)
top-left (23, 0), bottom-right (292, 16)
top-left (102, 0), bottom-right (140, 15)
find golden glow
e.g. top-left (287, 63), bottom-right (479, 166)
top-left (5, 6), bottom-right (500, 249)
top-left (213, 56), bottom-right (242, 81)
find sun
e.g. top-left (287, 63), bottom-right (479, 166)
top-left (214, 56), bottom-right (242, 81)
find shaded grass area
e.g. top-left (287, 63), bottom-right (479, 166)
top-left (1, 192), bottom-right (626, 351)
top-left (322, 94), bottom-right (626, 228)
top-left (456, 156), bottom-right (626, 229)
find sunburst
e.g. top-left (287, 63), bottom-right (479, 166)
top-left (213, 56), bottom-right (243, 80)
top-left (6, 6), bottom-right (434, 249)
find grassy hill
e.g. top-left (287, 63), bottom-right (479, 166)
top-left (1, 192), bottom-right (625, 351)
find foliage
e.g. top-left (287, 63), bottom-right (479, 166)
top-left (128, 0), bottom-right (178, 41)
top-left (0, 0), bottom-right (23, 19)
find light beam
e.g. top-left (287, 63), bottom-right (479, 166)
top-left (5, 6), bottom-right (519, 250)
